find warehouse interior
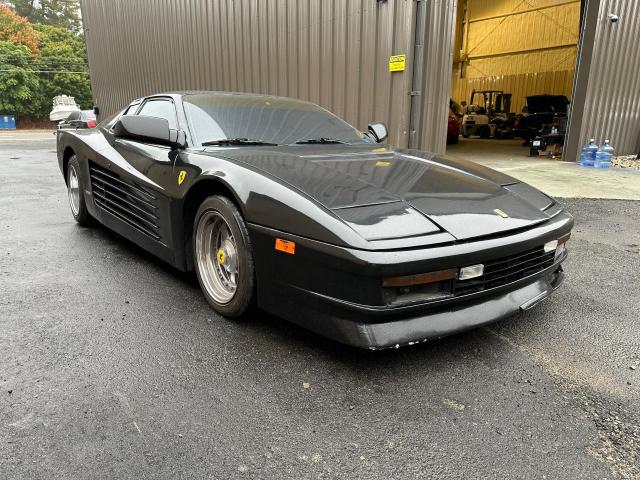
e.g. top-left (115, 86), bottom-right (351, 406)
top-left (446, 0), bottom-right (581, 161)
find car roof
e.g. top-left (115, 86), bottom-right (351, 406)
top-left (147, 91), bottom-right (316, 106)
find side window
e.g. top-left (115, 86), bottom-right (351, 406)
top-left (123, 103), bottom-right (140, 115)
top-left (67, 111), bottom-right (80, 121)
top-left (137, 99), bottom-right (178, 130)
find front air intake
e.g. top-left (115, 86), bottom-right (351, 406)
top-left (454, 246), bottom-right (555, 296)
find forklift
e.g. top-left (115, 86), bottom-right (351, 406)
top-left (461, 90), bottom-right (513, 139)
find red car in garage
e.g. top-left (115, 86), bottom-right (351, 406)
top-left (447, 99), bottom-right (463, 144)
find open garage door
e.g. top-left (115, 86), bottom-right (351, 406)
top-left (446, 0), bottom-right (580, 164)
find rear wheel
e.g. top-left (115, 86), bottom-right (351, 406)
top-left (193, 195), bottom-right (256, 318)
top-left (479, 126), bottom-right (491, 139)
top-left (66, 155), bottom-right (91, 225)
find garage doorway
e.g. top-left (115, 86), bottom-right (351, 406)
top-left (445, 0), bottom-right (581, 165)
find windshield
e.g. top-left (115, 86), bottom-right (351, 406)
top-left (183, 94), bottom-right (369, 146)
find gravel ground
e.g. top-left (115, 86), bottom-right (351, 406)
top-left (612, 155), bottom-right (640, 170)
top-left (1, 135), bottom-right (638, 479)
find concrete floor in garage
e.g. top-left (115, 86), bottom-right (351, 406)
top-left (1, 131), bottom-right (639, 479)
top-left (447, 138), bottom-right (640, 200)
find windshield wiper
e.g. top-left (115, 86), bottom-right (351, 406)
top-left (295, 137), bottom-right (345, 145)
top-left (201, 138), bottom-right (278, 146)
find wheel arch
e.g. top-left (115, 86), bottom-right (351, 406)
top-left (181, 177), bottom-right (243, 271)
top-left (62, 146), bottom-right (76, 184)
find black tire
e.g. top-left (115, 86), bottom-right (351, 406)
top-left (193, 195), bottom-right (256, 318)
top-left (66, 155), bottom-right (91, 226)
top-left (447, 134), bottom-right (459, 144)
top-left (479, 126), bottom-right (491, 139)
top-left (462, 133), bottom-right (470, 138)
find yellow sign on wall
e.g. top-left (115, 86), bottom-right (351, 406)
top-left (389, 54), bottom-right (406, 72)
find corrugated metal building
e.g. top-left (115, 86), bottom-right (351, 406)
top-left (80, 0), bottom-right (455, 153)
top-left (80, 0), bottom-right (640, 160)
top-left (565, 0), bottom-right (640, 160)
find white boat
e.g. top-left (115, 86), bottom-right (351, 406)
top-left (49, 95), bottom-right (80, 121)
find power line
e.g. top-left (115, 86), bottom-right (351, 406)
top-left (0, 57), bottom-right (88, 65)
top-left (0, 63), bottom-right (88, 69)
top-left (1, 62), bottom-right (88, 68)
top-left (0, 60), bottom-right (88, 65)
top-left (0, 69), bottom-right (89, 74)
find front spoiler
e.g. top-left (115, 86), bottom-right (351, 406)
top-left (266, 266), bottom-right (564, 350)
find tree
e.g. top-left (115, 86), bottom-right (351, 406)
top-left (0, 2), bottom-right (91, 120)
top-left (30, 23), bottom-right (91, 119)
top-left (0, 40), bottom-right (39, 115)
top-left (0, 3), bottom-right (39, 54)
top-left (7, 0), bottom-right (81, 33)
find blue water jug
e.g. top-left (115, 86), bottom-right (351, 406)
top-left (594, 140), bottom-right (614, 168)
top-left (579, 139), bottom-right (598, 166)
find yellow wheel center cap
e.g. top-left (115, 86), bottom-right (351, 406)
top-left (216, 249), bottom-right (226, 265)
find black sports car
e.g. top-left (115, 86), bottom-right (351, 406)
top-left (57, 92), bottom-right (572, 350)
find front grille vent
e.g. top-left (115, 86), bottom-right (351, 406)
top-left (89, 162), bottom-right (160, 240)
top-left (454, 246), bottom-right (555, 296)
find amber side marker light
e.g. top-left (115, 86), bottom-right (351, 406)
top-left (275, 238), bottom-right (296, 254)
top-left (383, 268), bottom-right (457, 288)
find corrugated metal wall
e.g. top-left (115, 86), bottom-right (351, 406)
top-left (414, 0), bottom-right (458, 152)
top-left (81, 0), bottom-right (424, 148)
top-left (451, 0), bottom-right (580, 113)
top-left (570, 0), bottom-right (640, 156)
top-left (81, 0), bottom-right (458, 153)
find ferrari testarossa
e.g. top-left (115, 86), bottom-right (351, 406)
top-left (57, 92), bottom-right (573, 349)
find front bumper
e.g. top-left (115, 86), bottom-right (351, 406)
top-left (261, 259), bottom-right (565, 350)
top-left (249, 211), bottom-right (572, 349)
top-left (358, 269), bottom-right (564, 349)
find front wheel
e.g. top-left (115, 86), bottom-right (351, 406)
top-left (193, 195), bottom-right (256, 318)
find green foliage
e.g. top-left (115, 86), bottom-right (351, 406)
top-left (9, 0), bottom-right (81, 33)
top-left (34, 23), bottom-right (84, 56)
top-left (30, 23), bottom-right (91, 119)
top-left (0, 3), bottom-right (92, 120)
top-left (0, 40), bottom-right (39, 115)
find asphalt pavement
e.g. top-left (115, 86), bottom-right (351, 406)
top-left (1, 132), bottom-right (638, 479)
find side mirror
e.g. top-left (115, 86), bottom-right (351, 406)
top-left (367, 122), bottom-right (388, 143)
top-left (171, 129), bottom-right (187, 149)
top-left (93, 106), bottom-right (100, 116)
top-left (113, 115), bottom-right (185, 148)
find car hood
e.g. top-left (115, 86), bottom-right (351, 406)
top-left (210, 145), bottom-right (554, 242)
